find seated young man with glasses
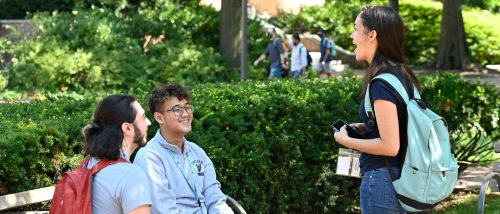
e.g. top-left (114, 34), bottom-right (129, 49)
top-left (134, 84), bottom-right (234, 214)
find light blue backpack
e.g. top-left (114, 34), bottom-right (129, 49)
top-left (364, 73), bottom-right (459, 212)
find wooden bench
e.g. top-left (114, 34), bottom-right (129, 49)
top-left (0, 186), bottom-right (53, 213)
top-left (0, 185), bottom-right (246, 214)
top-left (477, 142), bottom-right (500, 214)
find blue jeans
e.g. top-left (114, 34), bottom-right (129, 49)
top-left (360, 167), bottom-right (405, 214)
top-left (291, 70), bottom-right (301, 79)
top-left (269, 66), bottom-right (282, 79)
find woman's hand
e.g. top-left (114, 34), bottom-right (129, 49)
top-left (333, 125), bottom-right (349, 146)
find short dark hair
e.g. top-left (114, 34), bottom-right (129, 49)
top-left (317, 29), bottom-right (327, 36)
top-left (148, 84), bottom-right (191, 114)
top-left (82, 94), bottom-right (137, 160)
top-left (292, 33), bottom-right (301, 42)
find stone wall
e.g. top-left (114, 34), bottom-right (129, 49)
top-left (0, 20), bottom-right (36, 70)
top-left (0, 20), bottom-right (36, 42)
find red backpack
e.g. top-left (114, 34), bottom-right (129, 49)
top-left (49, 156), bottom-right (128, 214)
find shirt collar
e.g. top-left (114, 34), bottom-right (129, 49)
top-left (154, 129), bottom-right (189, 154)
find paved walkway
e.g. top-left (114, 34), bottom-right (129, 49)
top-left (456, 166), bottom-right (494, 190)
top-left (350, 67), bottom-right (500, 87)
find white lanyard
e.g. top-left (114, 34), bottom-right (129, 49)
top-left (164, 141), bottom-right (205, 213)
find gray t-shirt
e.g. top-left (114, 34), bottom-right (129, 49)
top-left (265, 38), bottom-right (284, 68)
top-left (88, 157), bottom-right (152, 214)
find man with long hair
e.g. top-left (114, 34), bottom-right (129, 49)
top-left (83, 94), bottom-right (152, 214)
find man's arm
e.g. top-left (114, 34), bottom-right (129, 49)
top-left (134, 150), bottom-right (179, 214)
top-left (300, 46), bottom-right (308, 70)
top-left (202, 157), bottom-right (234, 214)
top-left (254, 44), bottom-right (270, 66)
top-left (276, 40), bottom-right (287, 69)
top-left (323, 48), bottom-right (330, 63)
top-left (254, 54), bottom-right (266, 66)
top-left (119, 166), bottom-right (152, 214)
top-left (282, 33), bottom-right (293, 48)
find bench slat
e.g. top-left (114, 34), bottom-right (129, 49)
top-left (0, 186), bottom-right (54, 211)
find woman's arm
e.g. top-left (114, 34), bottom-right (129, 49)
top-left (334, 99), bottom-right (400, 156)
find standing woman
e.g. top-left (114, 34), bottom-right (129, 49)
top-left (333, 6), bottom-right (421, 214)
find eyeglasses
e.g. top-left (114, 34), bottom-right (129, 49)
top-left (159, 105), bottom-right (194, 117)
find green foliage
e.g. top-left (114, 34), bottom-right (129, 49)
top-left (6, 5), bottom-right (230, 92)
top-left (0, 94), bottom-right (97, 195)
top-left (0, 71), bottom-right (7, 91)
top-left (1, 74), bottom-right (498, 212)
top-left (277, 0), bottom-right (384, 52)
top-left (281, 0), bottom-right (500, 66)
top-left (188, 78), bottom-right (363, 213)
top-left (8, 10), bottom-right (143, 91)
top-left (143, 40), bottom-right (233, 86)
top-left (136, 0), bottom-right (220, 47)
top-left (463, 0), bottom-right (500, 12)
top-left (400, 3), bottom-right (441, 65)
top-left (463, 9), bottom-right (500, 65)
top-left (0, 0), bottom-right (75, 19)
top-left (419, 73), bottom-right (499, 170)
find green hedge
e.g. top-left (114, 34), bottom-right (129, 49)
top-left (0, 74), bottom-right (498, 213)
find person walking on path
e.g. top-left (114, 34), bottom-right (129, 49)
top-left (254, 28), bottom-right (287, 79)
top-left (283, 32), bottom-right (308, 79)
top-left (317, 29), bottom-right (335, 78)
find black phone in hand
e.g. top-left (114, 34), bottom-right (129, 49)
top-left (331, 119), bottom-right (364, 139)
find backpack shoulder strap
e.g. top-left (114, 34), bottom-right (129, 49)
top-left (364, 72), bottom-right (422, 116)
top-left (91, 157), bottom-right (128, 175)
top-left (363, 72), bottom-right (420, 131)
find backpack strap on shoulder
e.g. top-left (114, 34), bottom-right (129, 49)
top-left (78, 156), bottom-right (92, 169)
top-left (364, 73), bottom-right (417, 131)
top-left (91, 157), bottom-right (128, 175)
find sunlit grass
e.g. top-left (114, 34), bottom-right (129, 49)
top-left (434, 192), bottom-right (500, 214)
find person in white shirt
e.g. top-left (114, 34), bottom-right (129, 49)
top-left (284, 32), bottom-right (308, 79)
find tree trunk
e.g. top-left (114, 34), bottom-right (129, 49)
top-left (388, 0), bottom-right (399, 13)
top-left (435, 0), bottom-right (470, 70)
top-left (219, 0), bottom-right (242, 70)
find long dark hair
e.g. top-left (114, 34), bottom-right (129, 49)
top-left (83, 94), bottom-right (137, 160)
top-left (358, 6), bottom-right (421, 97)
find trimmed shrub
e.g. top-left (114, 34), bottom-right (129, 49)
top-left (0, 74), bottom-right (498, 213)
top-left (0, 94), bottom-right (97, 195)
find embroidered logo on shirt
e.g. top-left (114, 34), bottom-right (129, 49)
top-left (192, 160), bottom-right (205, 176)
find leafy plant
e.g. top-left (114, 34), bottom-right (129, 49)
top-left (1, 74), bottom-right (497, 213)
top-left (419, 72), bottom-right (499, 171)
